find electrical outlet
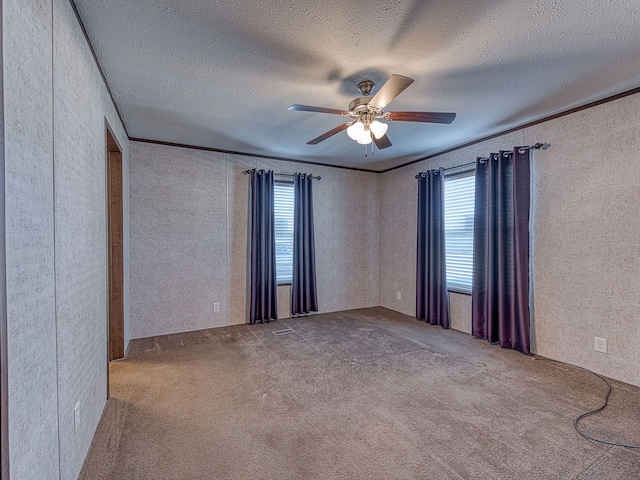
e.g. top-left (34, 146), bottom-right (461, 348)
top-left (74, 402), bottom-right (81, 433)
top-left (396, 291), bottom-right (401, 300)
top-left (594, 337), bottom-right (607, 353)
top-left (214, 302), bottom-right (220, 312)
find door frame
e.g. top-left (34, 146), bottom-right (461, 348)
top-left (105, 121), bottom-right (124, 397)
top-left (1, 0), bottom-right (10, 476)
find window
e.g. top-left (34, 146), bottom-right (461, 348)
top-left (444, 170), bottom-right (475, 293)
top-left (274, 181), bottom-right (294, 284)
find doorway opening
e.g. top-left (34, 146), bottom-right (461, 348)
top-left (106, 125), bottom-right (124, 383)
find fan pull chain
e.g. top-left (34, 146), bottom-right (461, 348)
top-left (364, 141), bottom-right (376, 157)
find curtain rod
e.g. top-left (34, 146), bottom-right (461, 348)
top-left (415, 143), bottom-right (549, 178)
top-left (242, 169), bottom-right (321, 180)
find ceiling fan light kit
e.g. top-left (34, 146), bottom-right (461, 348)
top-left (288, 74), bottom-right (456, 153)
top-left (369, 120), bottom-right (388, 139)
top-left (347, 120), bottom-right (388, 144)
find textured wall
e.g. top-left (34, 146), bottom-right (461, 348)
top-left (226, 154), bottom-right (254, 325)
top-left (4, 0), bottom-right (130, 479)
top-left (129, 142), bottom-right (228, 338)
top-left (524, 95), bottom-right (640, 387)
top-left (52, 0), bottom-right (130, 478)
top-left (130, 142), bottom-right (380, 338)
top-left (4, 0), bottom-right (59, 478)
top-left (311, 167), bottom-right (378, 313)
top-left (380, 96), bottom-right (640, 387)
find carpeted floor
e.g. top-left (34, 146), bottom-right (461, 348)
top-left (79, 307), bottom-right (640, 479)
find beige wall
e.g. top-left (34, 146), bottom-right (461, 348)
top-left (4, 0), bottom-right (129, 478)
top-left (524, 96), bottom-right (640, 387)
top-left (130, 142), bottom-right (380, 338)
top-left (380, 95), bottom-right (640, 387)
top-left (4, 1), bottom-right (58, 478)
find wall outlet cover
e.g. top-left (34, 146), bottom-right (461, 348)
top-left (214, 302), bottom-right (220, 312)
top-left (594, 337), bottom-right (607, 353)
top-left (396, 291), bottom-right (401, 300)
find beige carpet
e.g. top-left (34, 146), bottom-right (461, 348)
top-left (80, 307), bottom-right (640, 479)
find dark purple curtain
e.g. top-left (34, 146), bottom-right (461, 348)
top-left (416, 168), bottom-right (450, 328)
top-left (472, 148), bottom-right (531, 353)
top-left (291, 173), bottom-right (318, 315)
top-left (249, 169), bottom-right (278, 324)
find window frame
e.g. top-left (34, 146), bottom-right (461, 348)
top-left (443, 167), bottom-right (476, 295)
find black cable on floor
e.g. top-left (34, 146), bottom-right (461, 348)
top-left (533, 357), bottom-right (640, 449)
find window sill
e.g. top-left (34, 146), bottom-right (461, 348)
top-left (277, 282), bottom-right (292, 287)
top-left (447, 288), bottom-right (471, 296)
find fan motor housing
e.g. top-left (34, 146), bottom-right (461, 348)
top-left (348, 96), bottom-right (372, 114)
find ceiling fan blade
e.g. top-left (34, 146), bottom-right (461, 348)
top-left (373, 134), bottom-right (392, 150)
top-left (289, 104), bottom-right (348, 115)
top-left (306, 123), bottom-right (352, 145)
top-left (368, 74), bottom-right (414, 110)
top-left (387, 111), bottom-right (456, 124)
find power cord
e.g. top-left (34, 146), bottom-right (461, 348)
top-left (532, 357), bottom-right (640, 449)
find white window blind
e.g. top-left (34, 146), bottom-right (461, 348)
top-left (444, 171), bottom-right (475, 293)
top-left (274, 181), bottom-right (294, 284)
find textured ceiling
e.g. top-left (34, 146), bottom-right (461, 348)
top-left (74, 0), bottom-right (640, 171)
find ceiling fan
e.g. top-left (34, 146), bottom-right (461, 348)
top-left (288, 74), bottom-right (456, 151)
